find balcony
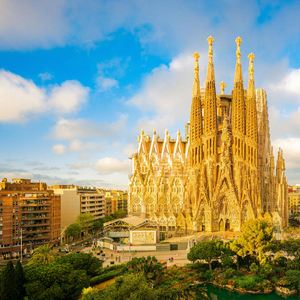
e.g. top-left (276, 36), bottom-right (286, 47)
top-left (21, 216), bottom-right (50, 221)
top-left (22, 209), bottom-right (50, 213)
top-left (22, 222), bottom-right (50, 227)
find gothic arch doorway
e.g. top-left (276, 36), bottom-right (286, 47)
top-left (225, 219), bottom-right (230, 231)
top-left (219, 219), bottom-right (225, 231)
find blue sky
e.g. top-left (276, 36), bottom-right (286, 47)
top-left (0, 0), bottom-right (300, 189)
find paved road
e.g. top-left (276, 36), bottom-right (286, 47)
top-left (82, 246), bottom-right (191, 267)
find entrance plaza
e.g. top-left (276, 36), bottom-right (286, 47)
top-left (82, 231), bottom-right (241, 267)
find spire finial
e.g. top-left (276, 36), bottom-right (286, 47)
top-left (234, 37), bottom-right (243, 83)
top-left (141, 129), bottom-right (144, 135)
top-left (235, 37), bottom-right (242, 64)
top-left (193, 52), bottom-right (200, 81)
top-left (248, 53), bottom-right (255, 81)
top-left (207, 36), bottom-right (214, 65)
top-left (220, 81), bottom-right (226, 95)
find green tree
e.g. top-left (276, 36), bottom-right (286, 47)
top-left (24, 263), bottom-right (89, 300)
top-left (237, 218), bottom-right (274, 261)
top-left (280, 238), bottom-right (300, 258)
top-left (1, 260), bottom-right (18, 300)
top-left (229, 239), bottom-right (243, 270)
top-left (15, 260), bottom-right (25, 299)
top-left (127, 256), bottom-right (162, 283)
top-left (112, 209), bottom-right (126, 219)
top-left (76, 212), bottom-right (95, 236)
top-left (187, 240), bottom-right (223, 270)
top-left (54, 252), bottom-right (102, 277)
top-left (65, 222), bottom-right (82, 239)
top-left (28, 245), bottom-right (56, 265)
top-left (82, 273), bottom-right (200, 300)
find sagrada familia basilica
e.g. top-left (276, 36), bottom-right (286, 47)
top-left (128, 37), bottom-right (288, 237)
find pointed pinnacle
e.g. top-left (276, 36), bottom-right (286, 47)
top-left (220, 81), bottom-right (226, 95)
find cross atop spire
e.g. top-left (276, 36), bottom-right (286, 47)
top-left (220, 81), bottom-right (226, 95)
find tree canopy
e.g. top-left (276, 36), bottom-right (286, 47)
top-left (237, 218), bottom-right (274, 261)
top-left (65, 222), bottom-right (82, 238)
top-left (76, 212), bottom-right (95, 228)
top-left (112, 209), bottom-right (126, 219)
top-left (1, 260), bottom-right (18, 300)
top-left (187, 239), bottom-right (224, 270)
top-left (28, 245), bottom-right (56, 265)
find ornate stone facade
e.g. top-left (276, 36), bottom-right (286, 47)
top-left (128, 37), bottom-right (289, 236)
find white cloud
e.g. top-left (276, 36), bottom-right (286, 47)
top-left (49, 80), bottom-right (89, 114)
top-left (38, 72), bottom-right (54, 82)
top-left (0, 0), bottom-right (69, 49)
top-left (0, 70), bottom-right (89, 123)
top-left (50, 115), bottom-right (127, 140)
top-left (95, 157), bottom-right (131, 174)
top-left (69, 139), bottom-right (97, 152)
top-left (69, 157), bottom-right (131, 175)
top-left (127, 53), bottom-right (203, 133)
top-left (122, 143), bottom-right (137, 156)
top-left (51, 144), bottom-right (67, 155)
top-left (96, 76), bottom-right (119, 91)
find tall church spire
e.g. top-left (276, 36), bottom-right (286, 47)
top-left (190, 52), bottom-right (202, 167)
top-left (248, 53), bottom-right (255, 98)
top-left (246, 53), bottom-right (258, 166)
top-left (192, 52), bottom-right (200, 98)
top-left (206, 36), bottom-right (215, 82)
top-left (203, 36), bottom-right (218, 161)
top-left (234, 37), bottom-right (243, 83)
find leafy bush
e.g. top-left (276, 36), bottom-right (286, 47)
top-left (221, 254), bottom-right (234, 269)
top-left (271, 276), bottom-right (279, 283)
top-left (223, 268), bottom-right (235, 279)
top-left (235, 275), bottom-right (263, 290)
top-left (287, 258), bottom-right (300, 270)
top-left (211, 260), bottom-right (222, 270)
top-left (258, 263), bottom-right (272, 279)
top-left (203, 270), bottom-right (216, 281)
top-left (249, 263), bottom-right (259, 274)
top-left (285, 270), bottom-right (300, 288)
top-left (24, 263), bottom-right (89, 300)
top-left (90, 270), bottom-right (123, 286)
top-left (54, 252), bottom-right (102, 277)
top-left (98, 263), bottom-right (126, 274)
top-left (274, 254), bottom-right (288, 268)
top-left (235, 270), bottom-right (243, 277)
top-left (186, 262), bottom-right (209, 270)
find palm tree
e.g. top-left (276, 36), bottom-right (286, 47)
top-left (28, 245), bottom-right (56, 265)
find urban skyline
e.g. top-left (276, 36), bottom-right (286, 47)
top-left (0, 1), bottom-right (299, 190)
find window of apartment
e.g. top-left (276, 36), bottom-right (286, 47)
top-left (159, 226), bottom-right (166, 231)
top-left (168, 226), bottom-right (175, 231)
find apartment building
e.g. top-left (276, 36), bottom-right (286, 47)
top-left (117, 192), bottom-right (128, 213)
top-left (49, 185), bottom-right (106, 230)
top-left (288, 185), bottom-right (300, 215)
top-left (0, 178), bottom-right (61, 256)
top-left (78, 187), bottom-right (105, 220)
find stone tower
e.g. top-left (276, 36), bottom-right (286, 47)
top-left (128, 37), bottom-right (289, 238)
